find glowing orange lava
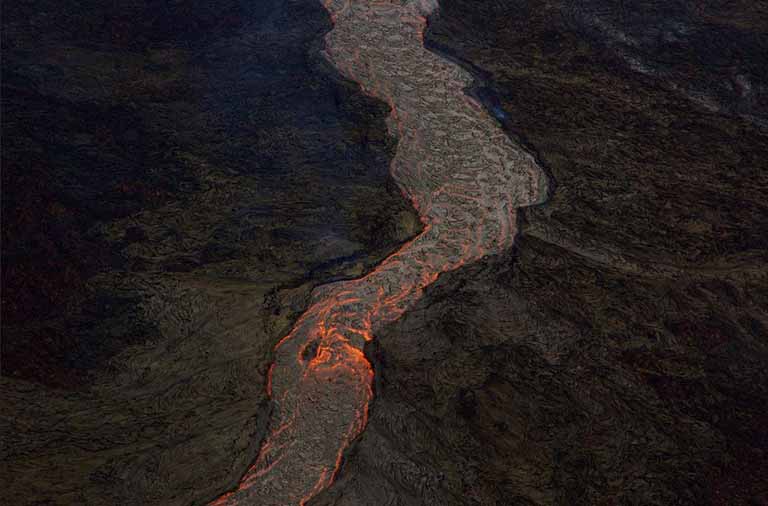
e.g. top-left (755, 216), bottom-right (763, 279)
top-left (210, 1), bottom-right (545, 504)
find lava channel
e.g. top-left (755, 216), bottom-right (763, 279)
top-left (210, 0), bottom-right (546, 504)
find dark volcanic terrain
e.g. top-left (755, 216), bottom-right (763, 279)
top-left (1, 1), bottom-right (418, 504)
top-left (310, 1), bottom-right (768, 506)
top-left (3, 1), bottom-right (768, 505)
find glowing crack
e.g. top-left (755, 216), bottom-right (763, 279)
top-left (211, 1), bottom-right (545, 504)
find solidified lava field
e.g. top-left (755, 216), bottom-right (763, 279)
top-left (210, 1), bottom-right (544, 503)
top-left (2, 1), bottom-right (767, 505)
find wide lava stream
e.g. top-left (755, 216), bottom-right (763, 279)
top-left (210, 0), bottom-right (546, 504)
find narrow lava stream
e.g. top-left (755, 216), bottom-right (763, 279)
top-left (211, 1), bottom-right (546, 504)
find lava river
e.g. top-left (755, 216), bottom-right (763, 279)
top-left (210, 0), bottom-right (546, 504)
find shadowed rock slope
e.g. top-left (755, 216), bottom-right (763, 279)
top-left (310, 1), bottom-right (768, 505)
top-left (1, 1), bottom-right (418, 504)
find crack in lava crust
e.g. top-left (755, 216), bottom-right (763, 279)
top-left (210, 1), bottom-right (545, 504)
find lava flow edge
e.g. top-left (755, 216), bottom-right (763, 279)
top-left (208, 0), bottom-right (547, 504)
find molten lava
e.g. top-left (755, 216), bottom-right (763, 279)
top-left (210, 1), bottom-right (545, 504)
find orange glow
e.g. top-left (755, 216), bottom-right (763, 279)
top-left (209, 0), bottom-right (543, 504)
top-left (265, 363), bottom-right (275, 397)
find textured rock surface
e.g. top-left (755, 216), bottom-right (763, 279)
top-left (210, 1), bottom-right (544, 504)
top-left (311, 1), bottom-right (768, 505)
top-left (3, 0), bottom-right (767, 505)
top-left (1, 1), bottom-right (418, 504)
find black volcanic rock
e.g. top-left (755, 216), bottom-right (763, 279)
top-left (3, 0), bottom-right (767, 505)
top-left (1, 0), bottom-right (418, 504)
top-left (310, 1), bottom-right (768, 505)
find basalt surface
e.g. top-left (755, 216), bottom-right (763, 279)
top-left (3, 1), bottom-right (768, 505)
top-left (210, 0), bottom-right (544, 504)
top-left (1, 1), bottom-right (420, 504)
top-left (310, 1), bottom-right (768, 505)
